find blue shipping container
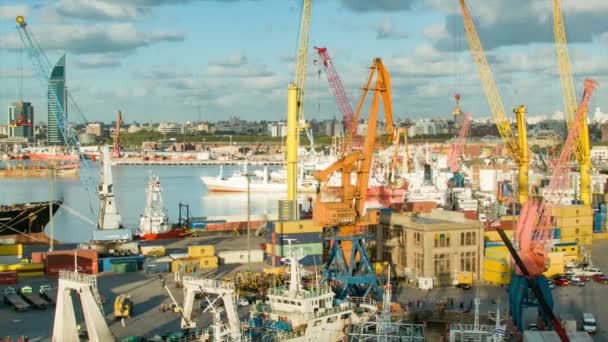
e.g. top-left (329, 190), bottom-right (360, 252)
top-left (553, 228), bottom-right (561, 239)
top-left (601, 203), bottom-right (607, 213)
top-left (100, 256), bottom-right (145, 273)
top-left (144, 261), bottom-right (170, 273)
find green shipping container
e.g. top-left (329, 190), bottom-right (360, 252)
top-left (272, 243), bottom-right (323, 257)
top-left (112, 261), bottom-right (138, 273)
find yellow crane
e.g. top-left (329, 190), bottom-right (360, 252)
top-left (553, 0), bottom-right (592, 206)
top-left (286, 0), bottom-right (312, 219)
top-left (459, 0), bottom-right (529, 204)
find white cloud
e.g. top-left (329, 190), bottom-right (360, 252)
top-left (56, 0), bottom-right (137, 20)
top-left (0, 5), bottom-right (28, 20)
top-left (374, 16), bottom-right (408, 40)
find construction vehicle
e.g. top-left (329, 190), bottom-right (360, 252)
top-left (112, 110), bottom-right (124, 158)
top-left (3, 287), bottom-right (30, 311)
top-left (285, 0), bottom-right (312, 220)
top-left (459, 0), bottom-right (530, 204)
top-left (313, 57), bottom-right (394, 299)
top-left (39, 285), bottom-right (56, 305)
top-left (113, 294), bottom-right (134, 319)
top-left (553, 0), bottom-right (592, 206)
top-left (19, 285), bottom-right (47, 310)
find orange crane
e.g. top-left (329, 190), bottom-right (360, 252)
top-left (112, 111), bottom-right (123, 158)
top-left (313, 57), bottom-right (393, 298)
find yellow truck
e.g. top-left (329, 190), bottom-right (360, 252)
top-left (113, 294), bottom-right (133, 319)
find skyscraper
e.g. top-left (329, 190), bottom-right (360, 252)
top-left (8, 101), bottom-right (34, 141)
top-left (48, 54), bottom-right (67, 145)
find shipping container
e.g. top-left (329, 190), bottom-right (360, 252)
top-left (274, 232), bottom-right (323, 245)
top-left (484, 230), bottom-right (514, 242)
top-left (483, 257), bottom-right (511, 273)
top-left (92, 228), bottom-right (133, 242)
top-left (140, 245), bottom-right (166, 257)
top-left (560, 235), bottom-right (593, 246)
top-left (593, 231), bottom-right (608, 240)
top-left (171, 258), bottom-right (200, 273)
top-left (299, 255), bottom-right (322, 267)
top-left (270, 220), bottom-right (323, 235)
top-left (198, 256), bottom-right (219, 269)
top-left (188, 245), bottom-right (215, 258)
top-left (30, 252), bottom-right (44, 264)
top-left (482, 270), bottom-right (511, 285)
top-left (0, 255), bottom-right (21, 265)
top-left (0, 271), bottom-right (17, 285)
top-left (218, 250), bottom-right (264, 264)
top-left (44, 250), bottom-right (99, 277)
top-left (169, 253), bottom-right (189, 260)
top-left (0, 244), bottom-right (22, 256)
top-left (560, 225), bottom-right (593, 238)
top-left (112, 261), bottom-right (138, 273)
top-left (99, 256), bottom-right (144, 273)
top-left (268, 243), bottom-right (323, 258)
top-left (551, 205), bottom-right (593, 218)
top-left (144, 260), bottom-right (171, 273)
top-left (556, 216), bottom-right (593, 228)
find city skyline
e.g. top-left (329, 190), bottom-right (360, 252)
top-left (0, 1), bottom-right (607, 125)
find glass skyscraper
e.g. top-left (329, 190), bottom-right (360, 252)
top-left (48, 54), bottom-right (67, 145)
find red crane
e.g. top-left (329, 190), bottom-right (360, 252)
top-left (314, 47), bottom-right (357, 146)
top-left (112, 110), bottom-right (123, 158)
top-left (447, 113), bottom-right (471, 173)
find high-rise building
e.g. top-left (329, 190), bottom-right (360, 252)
top-left (8, 101), bottom-right (34, 141)
top-left (48, 54), bottom-right (67, 145)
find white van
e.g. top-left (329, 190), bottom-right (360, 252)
top-left (582, 313), bottom-right (597, 334)
top-left (581, 267), bottom-right (602, 277)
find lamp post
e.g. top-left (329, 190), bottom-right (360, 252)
top-left (244, 172), bottom-right (256, 272)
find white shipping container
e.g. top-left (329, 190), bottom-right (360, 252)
top-left (479, 169), bottom-right (497, 192)
top-left (218, 250), bottom-right (264, 264)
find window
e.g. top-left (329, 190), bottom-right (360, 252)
top-left (434, 254), bottom-right (450, 275)
top-left (461, 232), bottom-right (477, 246)
top-left (314, 320), bottom-right (321, 327)
top-left (460, 252), bottom-right (477, 273)
top-left (327, 316), bottom-right (337, 323)
top-left (434, 233), bottom-right (451, 248)
top-left (414, 232), bottom-right (423, 246)
top-left (575, 228), bottom-right (580, 235)
top-left (414, 252), bottom-right (424, 274)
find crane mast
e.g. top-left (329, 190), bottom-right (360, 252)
top-left (553, 0), bottom-right (592, 206)
top-left (459, 0), bottom-right (529, 204)
top-left (112, 111), bottom-right (123, 158)
top-left (285, 0), bottom-right (312, 219)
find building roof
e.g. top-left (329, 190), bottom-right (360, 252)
top-left (382, 209), bottom-right (483, 232)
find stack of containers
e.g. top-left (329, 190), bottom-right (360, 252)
top-left (140, 245), bottom-right (166, 257)
top-left (40, 250), bottom-right (98, 277)
top-left (170, 245), bottom-right (218, 273)
top-left (552, 205), bottom-right (594, 246)
top-left (0, 244), bottom-right (22, 265)
top-left (592, 203), bottom-right (607, 239)
top-left (483, 243), bottom-right (511, 286)
top-left (265, 220), bottom-right (323, 267)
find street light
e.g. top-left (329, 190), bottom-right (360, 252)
top-left (243, 171), bottom-right (256, 272)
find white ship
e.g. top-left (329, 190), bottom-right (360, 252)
top-left (139, 173), bottom-right (171, 235)
top-left (201, 166), bottom-right (318, 193)
top-left (246, 243), bottom-right (377, 341)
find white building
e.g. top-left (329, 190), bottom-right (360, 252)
top-left (268, 122), bottom-right (287, 137)
top-left (408, 119), bottom-right (437, 137)
top-left (591, 146), bottom-right (608, 161)
top-left (158, 123), bottom-right (184, 135)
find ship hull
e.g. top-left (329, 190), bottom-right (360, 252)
top-left (0, 201), bottom-right (62, 237)
top-left (201, 176), bottom-right (316, 193)
top-left (137, 228), bottom-right (187, 241)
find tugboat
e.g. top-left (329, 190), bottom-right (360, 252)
top-left (137, 174), bottom-right (186, 240)
top-left (246, 241), bottom-right (378, 341)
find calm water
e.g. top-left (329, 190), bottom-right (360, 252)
top-left (0, 164), bottom-right (287, 243)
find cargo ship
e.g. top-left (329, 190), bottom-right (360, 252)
top-left (137, 174), bottom-right (186, 240)
top-left (0, 201), bottom-right (62, 240)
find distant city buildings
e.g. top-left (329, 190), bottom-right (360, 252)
top-left (48, 54), bottom-right (67, 146)
top-left (85, 123), bottom-right (103, 136)
top-left (158, 122), bottom-right (184, 135)
top-left (8, 101), bottom-right (34, 142)
top-left (268, 122), bottom-right (287, 137)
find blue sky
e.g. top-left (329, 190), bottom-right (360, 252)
top-left (0, 0), bottom-right (608, 125)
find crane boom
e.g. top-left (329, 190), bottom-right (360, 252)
top-left (459, 0), bottom-right (529, 203)
top-left (553, 0), bottom-right (592, 206)
top-left (314, 47), bottom-right (357, 143)
top-left (295, 0), bottom-right (313, 145)
top-left (448, 113), bottom-right (471, 173)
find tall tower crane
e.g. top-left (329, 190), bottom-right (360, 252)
top-left (314, 47), bottom-right (358, 153)
top-left (313, 57), bottom-right (394, 298)
top-left (285, 0), bottom-right (312, 220)
top-left (553, 0), bottom-right (592, 206)
top-left (15, 16), bottom-right (81, 156)
top-left (459, 0), bottom-right (530, 204)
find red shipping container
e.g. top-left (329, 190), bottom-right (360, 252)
top-left (463, 210), bottom-right (478, 220)
top-left (0, 271), bottom-right (17, 285)
top-left (44, 250), bottom-right (98, 277)
top-left (31, 252), bottom-right (45, 263)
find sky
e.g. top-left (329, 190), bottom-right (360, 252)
top-left (0, 0), bottom-right (608, 125)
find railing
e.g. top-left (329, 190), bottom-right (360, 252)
top-left (59, 270), bottom-right (97, 285)
top-left (277, 329), bottom-right (306, 340)
top-left (309, 304), bottom-right (351, 320)
top-left (267, 286), bottom-right (332, 299)
top-left (182, 276), bottom-right (235, 290)
top-left (347, 296), bottom-right (377, 307)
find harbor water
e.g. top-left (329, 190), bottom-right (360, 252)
top-left (0, 164), bottom-right (285, 243)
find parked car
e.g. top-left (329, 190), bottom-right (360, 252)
top-left (578, 275), bottom-right (591, 282)
top-left (592, 274), bottom-right (608, 284)
top-left (582, 313), bottom-right (597, 334)
top-left (571, 279), bottom-right (585, 287)
top-left (581, 267), bottom-right (602, 277)
top-left (555, 279), bottom-right (569, 286)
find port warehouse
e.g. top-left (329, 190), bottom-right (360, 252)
top-left (0, 203), bottom-right (604, 286)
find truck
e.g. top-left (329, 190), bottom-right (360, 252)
top-left (39, 285), bottom-right (57, 305)
top-left (3, 287), bottom-right (30, 311)
top-left (114, 294), bottom-right (134, 319)
top-left (19, 286), bottom-right (48, 309)
top-left (79, 241), bottom-right (140, 257)
top-left (582, 313), bottom-right (597, 334)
